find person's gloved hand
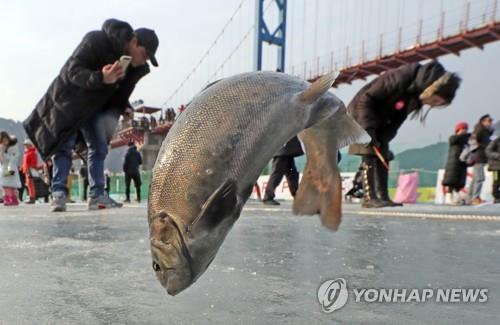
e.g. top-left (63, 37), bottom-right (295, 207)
top-left (369, 138), bottom-right (382, 149)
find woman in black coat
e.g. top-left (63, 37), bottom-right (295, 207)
top-left (442, 122), bottom-right (471, 203)
top-left (348, 61), bottom-right (461, 208)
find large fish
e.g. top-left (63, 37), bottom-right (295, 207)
top-left (148, 71), bottom-right (366, 295)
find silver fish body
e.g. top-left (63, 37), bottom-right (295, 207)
top-left (148, 71), bottom-right (365, 295)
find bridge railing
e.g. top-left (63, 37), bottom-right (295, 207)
top-left (289, 0), bottom-right (499, 81)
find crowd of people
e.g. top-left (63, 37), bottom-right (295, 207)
top-left (342, 114), bottom-right (499, 206)
top-left (442, 114), bottom-right (499, 205)
top-left (118, 106), bottom-right (178, 133)
top-left (0, 135), bottom-right (50, 206)
top-left (0, 133), bottom-right (144, 207)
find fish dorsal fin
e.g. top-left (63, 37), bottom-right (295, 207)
top-left (298, 71), bottom-right (339, 104)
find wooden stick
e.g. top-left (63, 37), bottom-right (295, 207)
top-left (373, 146), bottom-right (389, 170)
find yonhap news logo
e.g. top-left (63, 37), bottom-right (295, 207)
top-left (317, 278), bottom-right (349, 313)
top-left (318, 278), bottom-right (488, 313)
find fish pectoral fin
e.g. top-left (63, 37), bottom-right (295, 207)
top-left (298, 71), bottom-right (340, 104)
top-left (188, 179), bottom-right (238, 233)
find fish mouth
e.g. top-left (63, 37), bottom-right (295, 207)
top-left (149, 213), bottom-right (196, 294)
top-left (151, 242), bottom-right (184, 293)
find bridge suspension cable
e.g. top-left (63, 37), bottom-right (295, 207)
top-left (162, 0), bottom-right (250, 109)
top-left (162, 0), bottom-right (278, 109)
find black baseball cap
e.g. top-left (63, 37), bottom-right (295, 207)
top-left (135, 28), bottom-right (159, 67)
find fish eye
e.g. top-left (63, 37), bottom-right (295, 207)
top-left (153, 261), bottom-right (161, 272)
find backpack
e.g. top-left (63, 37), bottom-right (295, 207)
top-left (459, 144), bottom-right (474, 165)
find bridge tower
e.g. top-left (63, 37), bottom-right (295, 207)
top-left (253, 0), bottom-right (287, 72)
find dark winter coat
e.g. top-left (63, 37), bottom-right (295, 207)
top-left (348, 61), bottom-right (446, 148)
top-left (275, 136), bottom-right (304, 157)
top-left (471, 123), bottom-right (493, 164)
top-left (442, 132), bottom-right (471, 189)
top-left (23, 19), bottom-right (150, 161)
top-left (486, 137), bottom-right (500, 171)
top-left (123, 145), bottom-right (142, 175)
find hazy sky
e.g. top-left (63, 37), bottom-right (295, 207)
top-left (0, 0), bottom-right (498, 152)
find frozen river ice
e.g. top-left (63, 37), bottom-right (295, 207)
top-left (0, 202), bottom-right (499, 324)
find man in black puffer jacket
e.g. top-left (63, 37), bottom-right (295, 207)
top-left (23, 19), bottom-right (159, 212)
top-left (348, 61), bottom-right (461, 208)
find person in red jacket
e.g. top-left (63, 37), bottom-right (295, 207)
top-left (22, 139), bottom-right (38, 204)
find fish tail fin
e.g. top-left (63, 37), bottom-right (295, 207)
top-left (292, 164), bottom-right (321, 215)
top-left (293, 159), bottom-right (342, 231)
top-left (292, 106), bottom-right (367, 231)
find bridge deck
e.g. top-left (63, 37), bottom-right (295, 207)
top-left (327, 21), bottom-right (500, 87)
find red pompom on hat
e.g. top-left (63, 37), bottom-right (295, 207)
top-left (454, 121), bottom-right (468, 133)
